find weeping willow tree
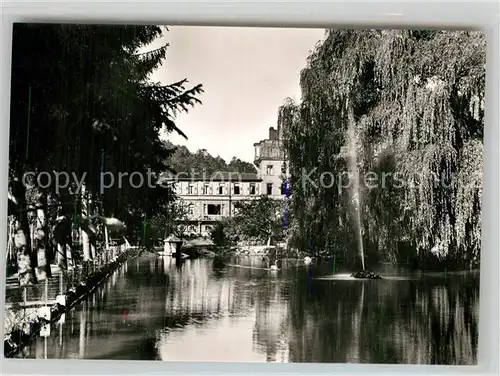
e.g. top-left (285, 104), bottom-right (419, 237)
top-left (279, 29), bottom-right (484, 268)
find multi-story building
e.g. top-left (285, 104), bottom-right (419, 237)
top-left (166, 126), bottom-right (288, 237)
top-left (253, 125), bottom-right (289, 196)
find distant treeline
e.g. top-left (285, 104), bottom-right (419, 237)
top-left (168, 145), bottom-right (257, 175)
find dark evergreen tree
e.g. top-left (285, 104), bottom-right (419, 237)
top-left (8, 23), bottom-right (203, 283)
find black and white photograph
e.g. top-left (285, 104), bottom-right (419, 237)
top-left (4, 24), bottom-right (484, 364)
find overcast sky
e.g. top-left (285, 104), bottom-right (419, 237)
top-left (148, 26), bottom-right (325, 163)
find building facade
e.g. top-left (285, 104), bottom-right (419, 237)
top-left (253, 125), bottom-right (289, 196)
top-left (170, 126), bottom-right (288, 237)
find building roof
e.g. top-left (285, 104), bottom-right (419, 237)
top-left (253, 139), bottom-right (282, 147)
top-left (159, 171), bottom-right (262, 183)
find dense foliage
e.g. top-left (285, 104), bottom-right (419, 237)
top-left (210, 221), bottom-right (231, 247)
top-left (7, 24), bottom-right (203, 283)
top-left (169, 145), bottom-right (257, 175)
top-left (10, 24), bottom-right (203, 217)
top-left (147, 201), bottom-right (190, 244)
top-left (212, 196), bottom-right (287, 245)
top-left (279, 30), bottom-right (485, 269)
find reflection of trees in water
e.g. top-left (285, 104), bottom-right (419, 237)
top-left (21, 256), bottom-right (479, 363)
top-left (287, 274), bottom-right (363, 363)
top-left (286, 272), bottom-right (479, 364)
top-left (156, 258), bottom-right (262, 331)
top-left (252, 276), bottom-right (291, 362)
top-left (426, 277), bottom-right (479, 364)
top-left (156, 257), bottom-right (293, 362)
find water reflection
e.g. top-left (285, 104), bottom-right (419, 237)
top-left (19, 254), bottom-right (479, 364)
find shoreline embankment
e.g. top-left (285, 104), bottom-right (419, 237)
top-left (3, 246), bottom-right (144, 358)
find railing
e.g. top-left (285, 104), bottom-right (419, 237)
top-left (4, 243), bottom-right (127, 336)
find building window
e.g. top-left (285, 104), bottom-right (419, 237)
top-left (266, 165), bottom-right (273, 175)
top-left (203, 184), bottom-right (209, 195)
top-left (188, 184), bottom-right (194, 194)
top-left (267, 183), bottom-right (273, 195)
top-left (233, 184), bottom-right (240, 195)
top-left (218, 184), bottom-right (224, 195)
top-left (249, 183), bottom-right (256, 195)
top-left (203, 204), bottom-right (207, 215)
top-left (188, 203), bottom-right (194, 215)
top-left (207, 204), bottom-right (221, 215)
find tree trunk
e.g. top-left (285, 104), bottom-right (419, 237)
top-left (34, 191), bottom-right (52, 281)
top-left (90, 238), bottom-right (97, 261)
top-left (67, 227), bottom-right (75, 270)
top-left (54, 213), bottom-right (71, 271)
top-left (6, 217), bottom-right (16, 273)
top-left (88, 195), bottom-right (97, 261)
top-left (56, 242), bottom-right (67, 270)
top-left (11, 181), bottom-right (37, 286)
top-left (80, 184), bottom-right (92, 262)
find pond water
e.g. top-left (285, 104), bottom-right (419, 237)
top-left (18, 254), bottom-right (479, 364)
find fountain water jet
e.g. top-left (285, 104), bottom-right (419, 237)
top-left (345, 102), bottom-right (382, 280)
top-left (347, 103), bottom-right (365, 271)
